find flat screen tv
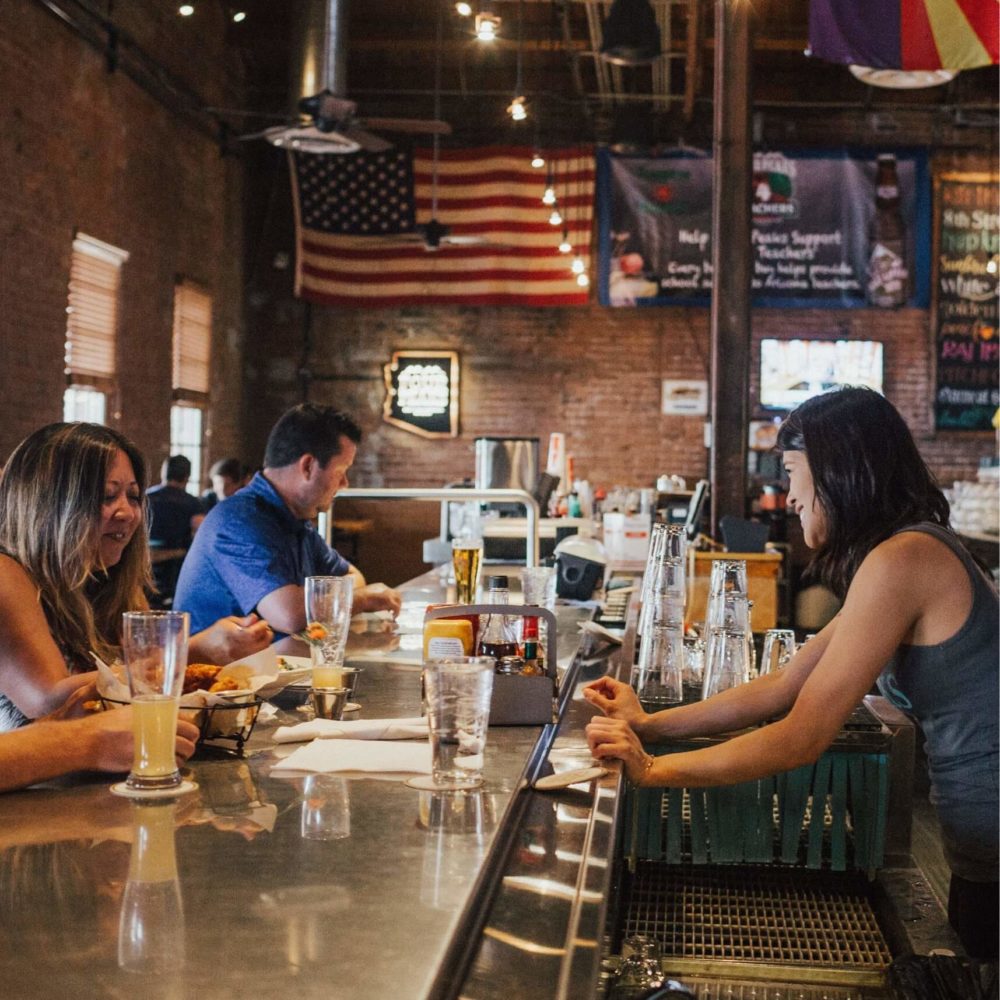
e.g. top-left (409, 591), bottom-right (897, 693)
top-left (759, 338), bottom-right (884, 411)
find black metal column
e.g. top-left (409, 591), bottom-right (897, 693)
top-left (709, 0), bottom-right (753, 535)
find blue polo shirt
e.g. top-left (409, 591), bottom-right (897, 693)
top-left (174, 473), bottom-right (350, 635)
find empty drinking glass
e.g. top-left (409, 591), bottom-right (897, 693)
top-left (701, 627), bottom-right (752, 700)
top-left (632, 624), bottom-right (684, 705)
top-left (759, 629), bottom-right (796, 677)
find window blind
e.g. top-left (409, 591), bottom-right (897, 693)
top-left (172, 281), bottom-right (212, 395)
top-left (64, 234), bottom-right (128, 381)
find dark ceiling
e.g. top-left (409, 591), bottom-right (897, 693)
top-left (222, 0), bottom-right (998, 149)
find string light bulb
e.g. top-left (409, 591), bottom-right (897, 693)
top-left (571, 256), bottom-right (585, 274)
top-left (455, 1), bottom-right (472, 14)
top-left (475, 12), bottom-right (500, 41)
top-left (178, 4), bottom-right (194, 15)
top-left (531, 152), bottom-right (545, 169)
top-left (558, 231), bottom-right (572, 254)
top-left (507, 96), bottom-right (527, 121)
top-left (542, 185), bottom-right (556, 206)
top-left (232, 10), bottom-right (246, 21)
top-left (549, 209), bottom-right (563, 227)
top-left (576, 272), bottom-right (590, 288)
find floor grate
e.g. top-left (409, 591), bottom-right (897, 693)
top-left (623, 863), bottom-right (893, 970)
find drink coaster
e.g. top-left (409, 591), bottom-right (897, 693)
top-left (110, 779), bottom-right (198, 800)
top-left (533, 766), bottom-right (606, 791)
top-left (405, 775), bottom-right (483, 792)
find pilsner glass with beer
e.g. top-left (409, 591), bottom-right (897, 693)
top-left (304, 575), bottom-right (354, 688)
top-left (452, 538), bottom-right (483, 605)
top-left (122, 611), bottom-right (189, 792)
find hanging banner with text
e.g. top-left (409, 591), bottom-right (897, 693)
top-left (597, 148), bottom-right (930, 309)
top-left (933, 172), bottom-right (1000, 432)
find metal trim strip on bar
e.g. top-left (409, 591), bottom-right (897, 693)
top-left (321, 487), bottom-right (541, 567)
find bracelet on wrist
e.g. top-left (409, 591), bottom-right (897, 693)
top-left (635, 752), bottom-right (654, 787)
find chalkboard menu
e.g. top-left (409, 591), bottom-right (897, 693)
top-left (934, 172), bottom-right (1000, 432)
top-left (382, 350), bottom-right (459, 438)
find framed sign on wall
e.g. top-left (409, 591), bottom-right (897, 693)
top-left (382, 350), bottom-right (460, 438)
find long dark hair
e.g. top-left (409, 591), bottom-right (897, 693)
top-left (0, 423), bottom-right (152, 667)
top-left (776, 388), bottom-right (950, 597)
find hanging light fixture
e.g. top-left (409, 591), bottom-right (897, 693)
top-left (475, 2), bottom-right (500, 42)
top-left (576, 272), bottom-right (590, 288)
top-left (531, 151), bottom-right (545, 169)
top-left (571, 256), bottom-right (585, 274)
top-left (599, 0), bottom-right (661, 66)
top-left (507, 95), bottom-right (527, 121)
top-left (232, 10), bottom-right (246, 22)
top-left (558, 230), bottom-right (572, 254)
top-left (549, 208), bottom-right (563, 226)
top-left (178, 3), bottom-right (194, 15)
top-left (455, 1), bottom-right (473, 15)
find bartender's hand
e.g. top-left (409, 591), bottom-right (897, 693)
top-left (352, 582), bottom-right (402, 618)
top-left (582, 676), bottom-right (651, 736)
top-left (190, 614), bottom-right (274, 664)
top-left (586, 716), bottom-right (654, 786)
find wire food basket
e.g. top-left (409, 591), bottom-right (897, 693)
top-left (100, 694), bottom-right (263, 753)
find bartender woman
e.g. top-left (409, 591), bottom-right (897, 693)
top-left (585, 388), bottom-right (998, 961)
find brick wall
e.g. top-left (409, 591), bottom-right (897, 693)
top-left (0, 0), bottom-right (245, 479)
top-left (246, 297), bottom-right (991, 496)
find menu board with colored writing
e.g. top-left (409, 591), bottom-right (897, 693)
top-left (934, 172), bottom-right (999, 432)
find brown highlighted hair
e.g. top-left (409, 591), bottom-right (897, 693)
top-left (0, 423), bottom-right (152, 668)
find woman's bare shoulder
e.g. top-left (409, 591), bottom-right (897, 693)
top-left (0, 553), bottom-right (39, 595)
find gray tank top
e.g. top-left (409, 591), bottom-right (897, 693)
top-left (877, 522), bottom-right (999, 881)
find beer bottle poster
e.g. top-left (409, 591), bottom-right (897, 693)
top-left (933, 172), bottom-right (1000, 432)
top-left (596, 148), bottom-right (930, 309)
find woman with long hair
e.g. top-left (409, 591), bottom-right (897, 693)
top-left (0, 423), bottom-right (272, 732)
top-left (585, 388), bottom-right (998, 960)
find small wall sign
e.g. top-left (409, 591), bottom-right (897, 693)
top-left (662, 380), bottom-right (708, 416)
top-left (383, 350), bottom-right (459, 438)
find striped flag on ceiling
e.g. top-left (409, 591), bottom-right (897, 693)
top-left (289, 146), bottom-right (595, 307)
top-left (808, 0), bottom-right (998, 71)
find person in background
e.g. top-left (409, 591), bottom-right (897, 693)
top-left (174, 403), bottom-right (402, 638)
top-left (146, 454), bottom-right (205, 608)
top-left (200, 456), bottom-right (244, 514)
top-left (585, 388), bottom-right (998, 961)
top-left (0, 423), bottom-right (273, 733)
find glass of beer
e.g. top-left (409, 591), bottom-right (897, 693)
top-left (304, 575), bottom-right (355, 688)
top-left (452, 538), bottom-right (483, 605)
top-left (122, 611), bottom-right (190, 792)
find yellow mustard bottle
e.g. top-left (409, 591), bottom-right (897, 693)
top-left (423, 618), bottom-right (474, 660)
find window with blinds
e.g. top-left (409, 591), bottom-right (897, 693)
top-left (64, 234), bottom-right (129, 394)
top-left (172, 281), bottom-right (212, 398)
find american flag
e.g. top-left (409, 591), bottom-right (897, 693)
top-left (289, 146), bottom-right (595, 307)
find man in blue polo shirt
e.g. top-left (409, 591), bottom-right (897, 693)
top-left (174, 404), bottom-right (401, 637)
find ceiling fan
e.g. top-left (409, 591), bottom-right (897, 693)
top-left (236, 89), bottom-right (451, 156)
top-left (233, 0), bottom-right (450, 155)
top-left (379, 9), bottom-right (492, 253)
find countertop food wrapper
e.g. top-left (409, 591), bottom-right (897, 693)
top-left (94, 653), bottom-right (307, 707)
top-left (273, 717), bottom-right (427, 744)
top-left (270, 738), bottom-right (432, 775)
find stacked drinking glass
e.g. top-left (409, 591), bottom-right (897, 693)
top-left (701, 559), bottom-right (753, 699)
top-left (632, 523), bottom-right (686, 705)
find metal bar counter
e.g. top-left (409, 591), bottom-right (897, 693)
top-left (0, 569), bottom-right (627, 1000)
